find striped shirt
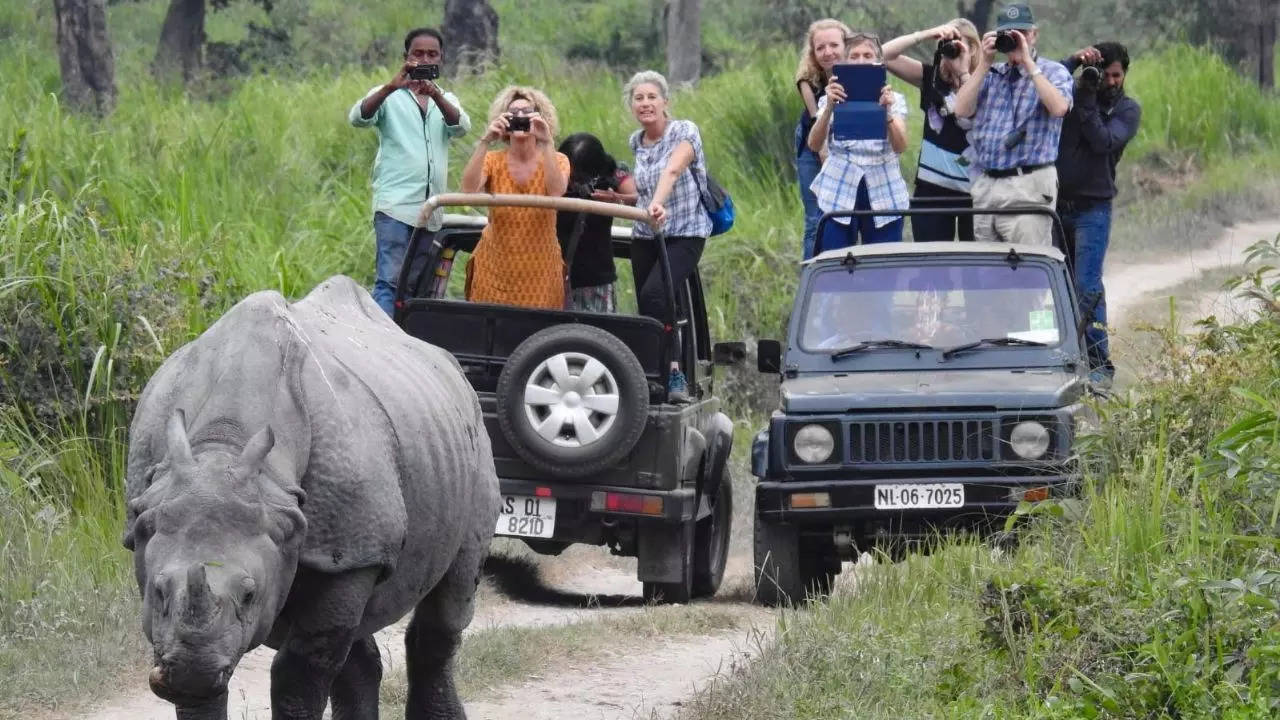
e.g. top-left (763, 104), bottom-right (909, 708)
top-left (629, 120), bottom-right (713, 239)
top-left (966, 57), bottom-right (1073, 172)
top-left (810, 93), bottom-right (910, 228)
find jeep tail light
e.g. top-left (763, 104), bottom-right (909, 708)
top-left (591, 491), bottom-right (664, 516)
top-left (1020, 486), bottom-right (1050, 502)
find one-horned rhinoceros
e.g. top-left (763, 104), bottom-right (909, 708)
top-left (123, 275), bottom-right (500, 720)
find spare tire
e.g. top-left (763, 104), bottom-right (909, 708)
top-left (496, 324), bottom-right (649, 477)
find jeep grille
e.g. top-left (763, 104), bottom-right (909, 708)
top-left (848, 419), bottom-right (997, 463)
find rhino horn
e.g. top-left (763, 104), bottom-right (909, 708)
top-left (166, 410), bottom-right (194, 466)
top-left (239, 426), bottom-right (275, 475)
top-left (182, 563), bottom-right (214, 626)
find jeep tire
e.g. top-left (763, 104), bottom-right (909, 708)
top-left (496, 324), bottom-right (649, 477)
top-left (692, 469), bottom-right (733, 598)
top-left (753, 518), bottom-right (833, 606)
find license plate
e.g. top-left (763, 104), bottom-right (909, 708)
top-left (495, 495), bottom-right (557, 538)
top-left (874, 483), bottom-right (964, 510)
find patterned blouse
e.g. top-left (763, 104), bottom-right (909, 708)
top-left (465, 150), bottom-right (572, 310)
top-left (629, 120), bottom-right (713, 239)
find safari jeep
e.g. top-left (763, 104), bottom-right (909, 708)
top-left (751, 208), bottom-right (1093, 606)
top-left (394, 194), bottom-right (739, 603)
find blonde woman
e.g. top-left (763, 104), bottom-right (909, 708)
top-left (883, 19), bottom-right (982, 241)
top-left (794, 19), bottom-right (852, 258)
top-left (460, 86), bottom-right (570, 309)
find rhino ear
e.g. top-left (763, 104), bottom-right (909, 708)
top-left (166, 410), bottom-right (194, 466)
top-left (240, 426), bottom-right (275, 474)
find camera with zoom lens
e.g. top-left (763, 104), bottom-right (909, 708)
top-left (994, 30), bottom-right (1018, 53)
top-left (938, 39), bottom-right (962, 59)
top-left (1078, 64), bottom-right (1102, 91)
top-left (408, 64), bottom-right (440, 81)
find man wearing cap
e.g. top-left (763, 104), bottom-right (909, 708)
top-left (954, 3), bottom-right (1073, 245)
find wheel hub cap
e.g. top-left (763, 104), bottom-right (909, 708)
top-left (523, 352), bottom-right (620, 448)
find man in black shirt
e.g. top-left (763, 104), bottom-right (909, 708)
top-left (1056, 41), bottom-right (1141, 385)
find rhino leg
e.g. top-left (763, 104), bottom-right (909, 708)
top-left (270, 567), bottom-right (380, 720)
top-left (403, 535), bottom-right (487, 720)
top-left (329, 635), bottom-right (381, 720)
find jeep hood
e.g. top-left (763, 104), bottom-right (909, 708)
top-left (780, 369), bottom-right (1084, 413)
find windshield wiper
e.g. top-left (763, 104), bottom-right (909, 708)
top-left (830, 339), bottom-right (933, 361)
top-left (940, 337), bottom-right (1047, 361)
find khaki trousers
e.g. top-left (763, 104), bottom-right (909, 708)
top-left (970, 165), bottom-right (1058, 245)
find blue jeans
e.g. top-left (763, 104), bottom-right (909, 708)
top-left (815, 178), bottom-right (904, 253)
top-left (372, 212), bottom-right (429, 317)
top-left (796, 142), bottom-right (823, 259)
top-left (1061, 201), bottom-right (1113, 374)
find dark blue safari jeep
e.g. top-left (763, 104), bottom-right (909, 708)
top-left (751, 209), bottom-right (1095, 606)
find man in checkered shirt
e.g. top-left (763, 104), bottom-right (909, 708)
top-left (954, 4), bottom-right (1073, 245)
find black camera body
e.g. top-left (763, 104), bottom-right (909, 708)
top-left (994, 30), bottom-right (1018, 54)
top-left (938, 39), bottom-right (962, 59)
top-left (507, 115), bottom-right (531, 132)
top-left (408, 64), bottom-right (440, 81)
top-left (1078, 64), bottom-right (1103, 91)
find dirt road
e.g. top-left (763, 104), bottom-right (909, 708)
top-left (81, 542), bottom-right (775, 720)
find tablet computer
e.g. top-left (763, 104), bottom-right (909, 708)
top-left (831, 64), bottom-right (887, 141)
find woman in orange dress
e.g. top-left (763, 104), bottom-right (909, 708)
top-left (460, 86), bottom-right (570, 309)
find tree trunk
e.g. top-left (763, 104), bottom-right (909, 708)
top-left (1258, 1), bottom-right (1277, 90)
top-left (443, 0), bottom-right (499, 72)
top-left (957, 0), bottom-right (997, 34)
top-left (665, 0), bottom-right (701, 86)
top-left (52, 0), bottom-right (117, 115)
top-left (153, 0), bottom-right (206, 82)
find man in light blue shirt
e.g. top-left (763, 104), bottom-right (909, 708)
top-left (349, 27), bottom-right (471, 316)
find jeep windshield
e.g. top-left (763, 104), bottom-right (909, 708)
top-left (799, 261), bottom-right (1062, 353)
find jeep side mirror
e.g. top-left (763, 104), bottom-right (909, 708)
top-left (757, 340), bottom-right (782, 373)
top-left (713, 341), bottom-right (746, 366)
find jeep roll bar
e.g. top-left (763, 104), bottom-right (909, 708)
top-left (393, 193), bottom-right (681, 375)
top-left (814, 203), bottom-right (1067, 256)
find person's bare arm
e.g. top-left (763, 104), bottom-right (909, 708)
top-left (1011, 31), bottom-right (1069, 117)
top-left (798, 82), bottom-right (820, 118)
top-left (459, 142), bottom-right (490, 194)
top-left (955, 32), bottom-right (996, 118)
top-left (807, 78), bottom-right (845, 153)
top-left (882, 86), bottom-right (908, 154)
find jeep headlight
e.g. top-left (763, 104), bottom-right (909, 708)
top-left (1010, 421), bottom-right (1051, 460)
top-left (793, 424), bottom-right (835, 464)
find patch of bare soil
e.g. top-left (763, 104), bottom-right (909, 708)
top-left (1107, 219), bottom-right (1280, 326)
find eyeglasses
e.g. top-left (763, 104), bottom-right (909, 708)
top-left (507, 108), bottom-right (538, 117)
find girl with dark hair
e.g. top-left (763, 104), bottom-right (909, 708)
top-left (555, 133), bottom-right (638, 313)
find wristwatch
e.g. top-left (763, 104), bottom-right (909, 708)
top-left (1027, 66), bottom-right (1043, 78)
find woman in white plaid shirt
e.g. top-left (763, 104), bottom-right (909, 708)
top-left (806, 33), bottom-right (911, 255)
top-left (623, 70), bottom-right (711, 402)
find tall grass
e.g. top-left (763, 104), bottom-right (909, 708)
top-left (1, 6), bottom-right (1280, 711)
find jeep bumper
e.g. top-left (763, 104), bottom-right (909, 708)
top-left (756, 474), bottom-right (1078, 526)
top-left (497, 477), bottom-right (696, 539)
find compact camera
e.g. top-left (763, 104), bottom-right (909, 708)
top-left (408, 64), bottom-right (440, 81)
top-left (507, 115), bottom-right (532, 132)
